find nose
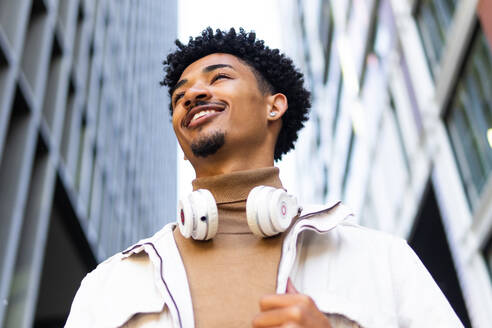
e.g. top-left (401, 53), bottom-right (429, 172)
top-left (183, 84), bottom-right (212, 108)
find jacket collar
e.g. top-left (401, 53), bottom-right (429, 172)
top-left (120, 200), bottom-right (353, 327)
top-left (121, 200), bottom-right (352, 256)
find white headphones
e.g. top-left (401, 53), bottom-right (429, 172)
top-left (178, 186), bottom-right (299, 240)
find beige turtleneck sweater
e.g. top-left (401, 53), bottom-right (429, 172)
top-left (173, 167), bottom-right (285, 328)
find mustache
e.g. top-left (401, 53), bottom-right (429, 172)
top-left (189, 100), bottom-right (224, 110)
top-left (183, 100), bottom-right (227, 127)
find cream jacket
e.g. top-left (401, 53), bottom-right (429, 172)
top-left (65, 202), bottom-right (463, 328)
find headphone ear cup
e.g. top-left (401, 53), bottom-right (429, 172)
top-left (246, 186), bottom-right (264, 237)
top-left (177, 189), bottom-right (218, 240)
top-left (269, 189), bottom-right (298, 232)
top-left (247, 186), bottom-right (299, 237)
top-left (178, 196), bottom-right (194, 238)
top-left (193, 189), bottom-right (218, 240)
top-left (256, 187), bottom-right (279, 236)
top-left (246, 186), bottom-right (277, 237)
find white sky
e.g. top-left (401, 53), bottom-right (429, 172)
top-left (176, 0), bottom-right (298, 201)
top-left (178, 0), bottom-right (284, 49)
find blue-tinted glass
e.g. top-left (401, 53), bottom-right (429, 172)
top-left (446, 30), bottom-right (492, 211)
top-left (415, 0), bottom-right (457, 78)
top-left (450, 98), bottom-right (484, 199)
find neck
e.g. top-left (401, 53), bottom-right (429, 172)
top-left (192, 166), bottom-right (283, 203)
top-left (191, 166), bottom-right (284, 234)
top-left (191, 149), bottom-right (275, 178)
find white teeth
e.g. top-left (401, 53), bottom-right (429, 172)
top-left (191, 110), bottom-right (217, 122)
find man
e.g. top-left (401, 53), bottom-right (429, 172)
top-left (65, 28), bottom-right (463, 328)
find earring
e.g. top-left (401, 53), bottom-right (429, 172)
top-left (269, 112), bottom-right (277, 117)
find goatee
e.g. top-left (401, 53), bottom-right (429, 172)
top-left (190, 131), bottom-right (226, 157)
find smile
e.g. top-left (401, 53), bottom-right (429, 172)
top-left (184, 103), bottom-right (226, 128)
top-left (191, 110), bottom-right (218, 122)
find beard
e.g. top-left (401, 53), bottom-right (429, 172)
top-left (190, 131), bottom-right (226, 158)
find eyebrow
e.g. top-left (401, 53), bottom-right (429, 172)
top-left (202, 63), bottom-right (234, 72)
top-left (174, 79), bottom-right (188, 91)
top-left (173, 64), bottom-right (235, 94)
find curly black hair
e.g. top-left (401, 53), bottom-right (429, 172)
top-left (161, 27), bottom-right (311, 161)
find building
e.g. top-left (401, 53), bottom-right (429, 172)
top-left (0, 0), bottom-right (177, 326)
top-left (282, 0), bottom-right (492, 327)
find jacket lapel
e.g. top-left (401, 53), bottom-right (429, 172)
top-left (152, 224), bottom-right (194, 328)
top-left (276, 201), bottom-right (354, 293)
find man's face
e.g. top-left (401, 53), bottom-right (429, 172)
top-left (171, 53), bottom-right (273, 164)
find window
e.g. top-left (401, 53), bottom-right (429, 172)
top-left (484, 236), bottom-right (492, 282)
top-left (414, 0), bottom-right (458, 78)
top-left (389, 94), bottom-right (411, 173)
top-left (322, 164), bottom-right (329, 200)
top-left (319, 0), bottom-right (334, 84)
top-left (347, 0), bottom-right (377, 77)
top-left (374, 108), bottom-right (410, 219)
top-left (298, 3), bottom-right (314, 90)
top-left (341, 129), bottom-right (355, 199)
top-left (446, 29), bottom-right (492, 211)
top-left (366, 0), bottom-right (396, 74)
top-left (331, 77), bottom-right (344, 136)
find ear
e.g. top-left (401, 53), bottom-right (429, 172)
top-left (266, 93), bottom-right (288, 122)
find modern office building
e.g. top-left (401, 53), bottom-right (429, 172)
top-left (0, 0), bottom-right (177, 326)
top-left (282, 0), bottom-right (492, 327)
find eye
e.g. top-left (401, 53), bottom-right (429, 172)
top-left (211, 73), bottom-right (230, 83)
top-left (173, 92), bottom-right (184, 106)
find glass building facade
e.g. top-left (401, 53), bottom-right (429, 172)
top-left (282, 0), bottom-right (492, 327)
top-left (0, 0), bottom-right (177, 326)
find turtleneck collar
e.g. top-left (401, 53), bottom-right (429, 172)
top-left (192, 167), bottom-right (284, 204)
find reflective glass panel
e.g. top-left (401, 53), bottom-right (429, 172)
top-left (446, 30), bottom-right (492, 211)
top-left (415, 0), bottom-right (458, 78)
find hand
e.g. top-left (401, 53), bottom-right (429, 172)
top-left (252, 278), bottom-right (332, 328)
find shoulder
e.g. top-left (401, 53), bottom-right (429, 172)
top-left (297, 201), bottom-right (415, 271)
top-left (300, 201), bottom-right (406, 249)
top-left (66, 223), bottom-right (176, 327)
top-left (338, 220), bottom-right (407, 248)
top-left (91, 223), bottom-right (175, 273)
top-left (295, 203), bottom-right (463, 327)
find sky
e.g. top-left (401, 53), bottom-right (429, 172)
top-left (176, 0), bottom-right (298, 200)
top-left (178, 0), bottom-right (284, 50)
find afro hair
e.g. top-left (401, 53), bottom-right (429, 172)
top-left (161, 27), bottom-right (311, 161)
